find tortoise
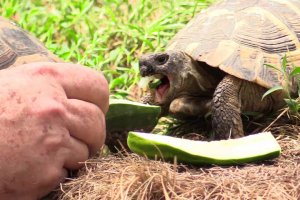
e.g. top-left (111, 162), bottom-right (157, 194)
top-left (139, 0), bottom-right (300, 140)
top-left (0, 16), bottom-right (60, 69)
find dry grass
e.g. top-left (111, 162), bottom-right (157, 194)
top-left (55, 125), bottom-right (300, 200)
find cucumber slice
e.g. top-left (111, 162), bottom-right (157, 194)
top-left (139, 76), bottom-right (162, 90)
top-left (149, 79), bottom-right (162, 89)
top-left (106, 99), bottom-right (161, 131)
top-left (127, 132), bottom-right (281, 165)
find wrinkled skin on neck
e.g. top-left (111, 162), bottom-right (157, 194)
top-left (139, 50), bottom-right (222, 118)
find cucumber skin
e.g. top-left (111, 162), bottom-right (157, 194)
top-left (127, 132), bottom-right (281, 166)
top-left (106, 99), bottom-right (161, 132)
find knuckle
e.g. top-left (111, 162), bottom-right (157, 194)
top-left (45, 132), bottom-right (70, 150)
top-left (34, 100), bottom-right (67, 120)
top-left (29, 63), bottom-right (61, 78)
top-left (42, 126), bottom-right (71, 154)
top-left (46, 104), bottom-right (66, 117)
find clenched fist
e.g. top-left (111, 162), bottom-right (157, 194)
top-left (0, 62), bottom-right (109, 199)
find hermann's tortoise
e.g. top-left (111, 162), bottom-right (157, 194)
top-left (0, 17), bottom-right (60, 69)
top-left (139, 0), bottom-right (300, 139)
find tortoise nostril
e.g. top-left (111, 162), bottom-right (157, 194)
top-left (140, 65), bottom-right (154, 77)
top-left (140, 66), bottom-right (147, 76)
top-left (155, 54), bottom-right (169, 65)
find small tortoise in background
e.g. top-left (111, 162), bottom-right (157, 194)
top-left (139, 0), bottom-right (300, 139)
top-left (0, 17), bottom-right (60, 69)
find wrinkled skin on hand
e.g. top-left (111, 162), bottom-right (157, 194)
top-left (0, 62), bottom-right (109, 199)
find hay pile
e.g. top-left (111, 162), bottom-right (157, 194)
top-left (57, 125), bottom-right (300, 200)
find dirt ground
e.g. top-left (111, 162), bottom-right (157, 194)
top-left (53, 119), bottom-right (300, 200)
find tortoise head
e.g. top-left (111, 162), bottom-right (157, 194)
top-left (139, 51), bottom-right (190, 106)
top-left (139, 50), bottom-right (220, 114)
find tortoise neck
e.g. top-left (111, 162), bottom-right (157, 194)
top-left (191, 60), bottom-right (225, 93)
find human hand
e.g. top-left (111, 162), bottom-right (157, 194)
top-left (0, 62), bottom-right (109, 199)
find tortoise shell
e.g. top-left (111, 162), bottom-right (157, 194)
top-left (167, 0), bottom-right (300, 91)
top-left (0, 17), bottom-right (60, 69)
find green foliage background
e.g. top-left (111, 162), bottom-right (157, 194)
top-left (0, 0), bottom-right (214, 98)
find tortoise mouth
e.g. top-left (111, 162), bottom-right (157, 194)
top-left (139, 74), bottom-right (171, 104)
top-left (154, 75), bottom-right (170, 103)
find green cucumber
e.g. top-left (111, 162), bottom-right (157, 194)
top-left (127, 132), bottom-right (281, 165)
top-left (106, 99), bottom-right (161, 132)
top-left (149, 79), bottom-right (162, 89)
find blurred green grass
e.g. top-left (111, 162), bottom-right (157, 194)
top-left (0, 0), bottom-right (214, 98)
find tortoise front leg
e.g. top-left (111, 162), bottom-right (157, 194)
top-left (212, 75), bottom-right (244, 139)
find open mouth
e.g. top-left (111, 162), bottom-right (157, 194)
top-left (155, 76), bottom-right (170, 102)
top-left (139, 74), bottom-right (170, 103)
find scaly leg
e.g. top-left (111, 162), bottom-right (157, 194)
top-left (212, 74), bottom-right (282, 140)
top-left (212, 75), bottom-right (244, 139)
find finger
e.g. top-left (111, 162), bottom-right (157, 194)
top-left (63, 136), bottom-right (89, 170)
top-left (38, 166), bottom-right (68, 198)
top-left (64, 98), bottom-right (106, 156)
top-left (22, 62), bottom-right (109, 114)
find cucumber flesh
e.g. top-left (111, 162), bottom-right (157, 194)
top-left (106, 99), bottom-right (161, 132)
top-left (149, 79), bottom-right (162, 89)
top-left (127, 131), bottom-right (281, 165)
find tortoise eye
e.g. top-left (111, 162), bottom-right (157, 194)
top-left (155, 54), bottom-right (169, 65)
